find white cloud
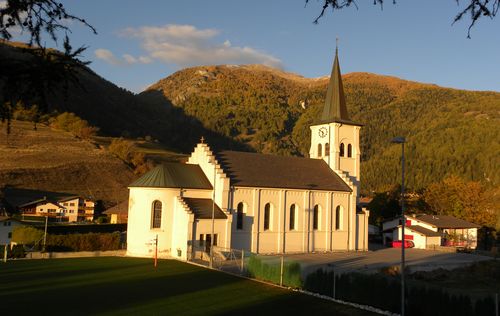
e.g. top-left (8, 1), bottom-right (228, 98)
top-left (95, 48), bottom-right (121, 65)
top-left (95, 49), bottom-right (152, 66)
top-left (118, 24), bottom-right (282, 68)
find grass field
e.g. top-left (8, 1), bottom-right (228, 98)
top-left (0, 257), bottom-right (375, 315)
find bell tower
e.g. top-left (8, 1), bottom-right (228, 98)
top-left (309, 47), bottom-right (362, 187)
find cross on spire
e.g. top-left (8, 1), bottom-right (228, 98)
top-left (200, 136), bottom-right (205, 144)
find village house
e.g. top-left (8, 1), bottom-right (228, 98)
top-left (126, 49), bottom-right (370, 260)
top-left (2, 188), bottom-right (95, 223)
top-left (0, 217), bottom-right (25, 246)
top-left (382, 214), bottom-right (480, 249)
top-left (17, 196), bottom-right (95, 222)
top-left (103, 201), bottom-right (129, 224)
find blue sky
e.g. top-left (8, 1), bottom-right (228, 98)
top-left (14, 1), bottom-right (500, 93)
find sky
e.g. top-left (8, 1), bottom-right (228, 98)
top-left (7, 0), bottom-right (500, 93)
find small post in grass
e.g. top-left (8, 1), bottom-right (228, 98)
top-left (332, 269), bottom-right (336, 299)
top-left (495, 293), bottom-right (498, 316)
top-left (280, 255), bottom-right (284, 286)
top-left (3, 244), bottom-right (7, 263)
top-left (240, 249), bottom-right (244, 273)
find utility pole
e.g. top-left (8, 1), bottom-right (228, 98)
top-left (43, 215), bottom-right (48, 252)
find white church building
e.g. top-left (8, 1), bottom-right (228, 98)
top-left (126, 50), bottom-right (369, 260)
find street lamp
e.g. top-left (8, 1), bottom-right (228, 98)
top-left (209, 157), bottom-right (216, 269)
top-left (392, 136), bottom-right (406, 316)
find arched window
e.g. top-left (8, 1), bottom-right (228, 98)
top-left (339, 143), bottom-right (345, 157)
top-left (151, 200), bottom-right (162, 229)
top-left (313, 205), bottom-right (319, 230)
top-left (289, 204), bottom-right (296, 230)
top-left (325, 143), bottom-right (330, 156)
top-left (264, 203), bottom-right (271, 231)
top-left (236, 202), bottom-right (244, 230)
top-left (347, 144), bottom-right (352, 158)
top-left (318, 143), bottom-right (322, 157)
top-left (335, 206), bottom-right (342, 230)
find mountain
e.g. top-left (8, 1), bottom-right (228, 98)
top-left (0, 120), bottom-right (134, 207)
top-left (145, 64), bottom-right (500, 193)
top-left (1, 40), bottom-right (498, 194)
top-left (0, 41), bottom-right (247, 154)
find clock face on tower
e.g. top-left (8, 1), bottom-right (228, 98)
top-left (318, 127), bottom-right (328, 138)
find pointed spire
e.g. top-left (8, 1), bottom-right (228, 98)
top-left (321, 47), bottom-right (350, 122)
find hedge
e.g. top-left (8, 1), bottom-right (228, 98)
top-left (246, 256), bottom-right (302, 288)
top-left (45, 232), bottom-right (122, 252)
top-left (304, 269), bottom-right (497, 316)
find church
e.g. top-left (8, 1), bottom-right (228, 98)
top-left (126, 50), bottom-right (369, 260)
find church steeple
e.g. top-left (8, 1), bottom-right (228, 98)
top-left (321, 47), bottom-right (350, 122)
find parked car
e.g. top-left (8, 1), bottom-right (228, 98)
top-left (392, 240), bottom-right (414, 248)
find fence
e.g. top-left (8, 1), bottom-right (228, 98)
top-left (186, 246), bottom-right (500, 316)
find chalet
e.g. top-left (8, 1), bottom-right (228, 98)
top-left (18, 196), bottom-right (95, 222)
top-left (2, 188), bottom-right (95, 222)
top-left (382, 214), bottom-right (480, 249)
top-left (126, 49), bottom-right (370, 260)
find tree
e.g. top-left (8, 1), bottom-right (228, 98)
top-left (0, 0), bottom-right (96, 130)
top-left (306, 0), bottom-right (499, 38)
top-left (423, 175), bottom-right (497, 227)
top-left (367, 186), bottom-right (401, 225)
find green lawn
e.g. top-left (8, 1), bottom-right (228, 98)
top-left (0, 257), bottom-right (375, 315)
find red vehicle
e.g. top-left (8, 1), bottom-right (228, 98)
top-left (392, 240), bottom-right (415, 248)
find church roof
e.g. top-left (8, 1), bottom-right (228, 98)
top-left (129, 163), bottom-right (213, 189)
top-left (216, 151), bottom-right (352, 192)
top-left (319, 49), bottom-right (362, 126)
top-left (182, 197), bottom-right (227, 219)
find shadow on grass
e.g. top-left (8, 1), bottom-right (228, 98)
top-left (0, 259), bottom-right (245, 315)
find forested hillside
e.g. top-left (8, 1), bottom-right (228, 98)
top-left (146, 65), bottom-right (500, 194)
top-left (2, 40), bottom-right (498, 195)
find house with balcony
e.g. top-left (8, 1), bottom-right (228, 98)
top-left (2, 188), bottom-right (95, 222)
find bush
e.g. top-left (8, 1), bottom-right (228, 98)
top-left (108, 138), bottom-right (134, 161)
top-left (246, 256), bottom-right (302, 288)
top-left (12, 226), bottom-right (44, 246)
top-left (50, 112), bottom-right (98, 139)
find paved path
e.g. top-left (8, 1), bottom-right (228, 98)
top-left (259, 247), bottom-right (492, 275)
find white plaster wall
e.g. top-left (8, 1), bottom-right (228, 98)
top-left (170, 197), bottom-right (193, 260)
top-left (187, 143), bottom-right (231, 211)
top-left (230, 187), bottom-right (354, 253)
top-left (408, 217), bottom-right (437, 232)
top-left (396, 227), bottom-right (427, 249)
top-left (355, 212), bottom-right (368, 251)
top-left (0, 221), bottom-right (23, 245)
top-left (127, 187), bottom-right (179, 258)
top-left (193, 219), bottom-right (227, 248)
top-left (426, 236), bottom-right (441, 248)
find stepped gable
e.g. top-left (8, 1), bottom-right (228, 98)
top-left (181, 197), bottom-right (226, 219)
top-left (129, 163), bottom-right (212, 189)
top-left (216, 151), bottom-right (351, 192)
